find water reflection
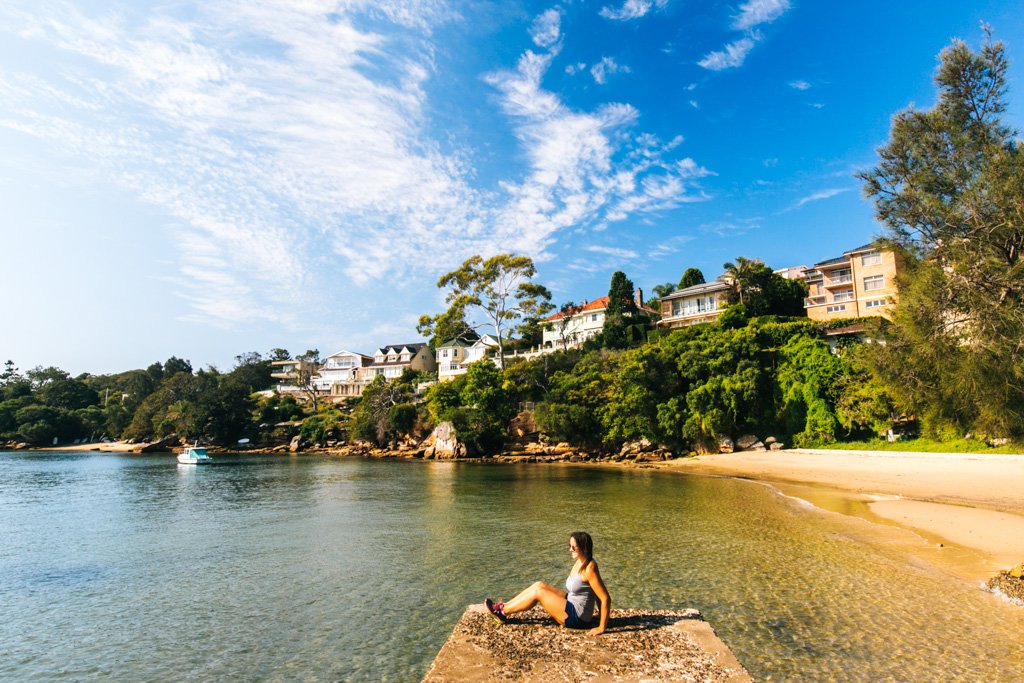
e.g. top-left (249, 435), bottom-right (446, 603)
top-left (1, 452), bottom-right (1022, 682)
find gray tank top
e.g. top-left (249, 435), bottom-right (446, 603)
top-left (565, 571), bottom-right (596, 623)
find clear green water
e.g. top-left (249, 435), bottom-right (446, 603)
top-left (1, 452), bottom-right (1022, 682)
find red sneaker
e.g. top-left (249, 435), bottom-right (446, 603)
top-left (484, 598), bottom-right (507, 624)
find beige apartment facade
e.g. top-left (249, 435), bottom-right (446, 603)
top-left (803, 244), bottom-right (898, 322)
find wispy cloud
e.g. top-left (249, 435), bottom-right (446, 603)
top-left (789, 79), bottom-right (810, 90)
top-left (700, 0), bottom-right (791, 71)
top-left (792, 187), bottom-right (850, 209)
top-left (590, 57), bottom-right (630, 84)
top-left (585, 245), bottom-right (639, 259)
top-left (648, 234), bottom-right (695, 259)
top-left (0, 1), bottom-right (711, 333)
top-left (529, 8), bottom-right (561, 49)
top-left (484, 35), bottom-right (710, 252)
top-left (732, 0), bottom-right (791, 30)
top-left (600, 0), bottom-right (669, 21)
top-left (0, 1), bottom-right (478, 325)
top-left (698, 37), bottom-right (756, 71)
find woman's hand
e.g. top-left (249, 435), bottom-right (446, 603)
top-left (588, 625), bottom-right (605, 636)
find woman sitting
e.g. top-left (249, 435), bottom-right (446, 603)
top-left (484, 531), bottom-right (611, 635)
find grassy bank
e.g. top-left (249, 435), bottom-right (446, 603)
top-left (819, 438), bottom-right (1023, 455)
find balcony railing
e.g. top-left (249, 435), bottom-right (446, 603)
top-left (804, 295), bottom-right (827, 307)
top-left (823, 274), bottom-right (853, 287)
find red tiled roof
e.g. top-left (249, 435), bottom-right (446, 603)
top-left (545, 296), bottom-right (610, 321)
top-left (544, 295), bottom-right (656, 321)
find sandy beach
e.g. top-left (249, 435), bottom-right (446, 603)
top-left (35, 441), bottom-right (140, 452)
top-left (669, 448), bottom-right (1024, 579)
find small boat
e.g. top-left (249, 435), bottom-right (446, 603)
top-left (177, 446), bottom-right (213, 465)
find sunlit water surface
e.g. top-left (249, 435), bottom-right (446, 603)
top-left (1, 452), bottom-right (1022, 682)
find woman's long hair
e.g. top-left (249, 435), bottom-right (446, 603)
top-left (570, 531), bottom-right (594, 567)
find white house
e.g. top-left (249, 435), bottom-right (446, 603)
top-left (541, 296), bottom-right (612, 350)
top-left (436, 335), bottom-right (499, 381)
top-left (313, 350), bottom-right (372, 393)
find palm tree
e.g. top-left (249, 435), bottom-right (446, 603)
top-left (722, 256), bottom-right (763, 306)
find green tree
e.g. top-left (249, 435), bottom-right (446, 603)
top-left (722, 258), bottom-right (806, 317)
top-left (26, 366), bottom-right (70, 388)
top-left (1, 360), bottom-right (22, 385)
top-left (651, 283), bottom-right (676, 298)
top-left (858, 32), bottom-right (1024, 438)
top-left (775, 335), bottom-right (846, 446)
top-left (163, 357), bottom-right (193, 377)
top-left (722, 257), bottom-right (761, 306)
top-left (351, 374), bottom-right (417, 445)
top-left (40, 378), bottom-right (99, 410)
top-left (549, 301), bottom-right (583, 349)
top-left (294, 349), bottom-right (322, 410)
top-left (679, 268), bottom-right (705, 289)
top-left (601, 271), bottom-right (645, 350)
top-left (423, 254), bottom-right (552, 367)
top-left (267, 348), bottom-right (291, 362)
top-left (14, 404), bottom-right (83, 445)
top-left (416, 308), bottom-right (478, 348)
top-left (534, 351), bottom-right (616, 445)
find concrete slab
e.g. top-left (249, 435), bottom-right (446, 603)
top-left (422, 606), bottom-right (753, 683)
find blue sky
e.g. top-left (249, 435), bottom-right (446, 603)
top-left (2, 0), bottom-right (1023, 375)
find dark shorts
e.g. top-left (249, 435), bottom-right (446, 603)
top-left (564, 601), bottom-right (591, 629)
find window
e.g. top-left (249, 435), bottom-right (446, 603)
top-left (833, 290), bottom-right (854, 302)
top-left (863, 275), bottom-right (884, 291)
top-left (591, 314), bottom-right (598, 322)
top-left (861, 252), bottom-right (882, 266)
top-left (865, 299), bottom-right (886, 308)
top-left (400, 353), bottom-right (411, 361)
top-left (826, 304), bottom-right (847, 313)
top-left (677, 296), bottom-right (718, 316)
top-left (829, 268), bottom-right (852, 284)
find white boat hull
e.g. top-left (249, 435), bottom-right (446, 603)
top-left (177, 447), bottom-right (213, 464)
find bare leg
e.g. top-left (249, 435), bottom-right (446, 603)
top-left (501, 581), bottom-right (569, 624)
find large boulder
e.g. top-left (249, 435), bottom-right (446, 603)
top-left (620, 438), bottom-right (653, 456)
top-left (134, 434), bottom-right (180, 453)
top-left (508, 411), bottom-right (539, 444)
top-left (717, 436), bottom-right (734, 454)
top-left (419, 421), bottom-right (468, 459)
top-left (289, 435), bottom-right (305, 453)
top-left (735, 434), bottom-right (760, 450)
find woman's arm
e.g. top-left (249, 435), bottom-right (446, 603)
top-left (584, 562), bottom-right (611, 635)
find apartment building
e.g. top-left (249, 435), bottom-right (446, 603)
top-left (803, 244), bottom-right (898, 321)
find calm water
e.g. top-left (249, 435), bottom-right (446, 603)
top-left (2, 452), bottom-right (1022, 682)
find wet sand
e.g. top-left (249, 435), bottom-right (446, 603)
top-left (668, 448), bottom-right (1024, 578)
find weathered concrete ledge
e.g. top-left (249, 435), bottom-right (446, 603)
top-left (422, 605), bottom-right (752, 683)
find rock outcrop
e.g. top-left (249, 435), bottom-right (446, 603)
top-left (419, 421), bottom-right (469, 459)
top-left (133, 434), bottom-right (180, 453)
